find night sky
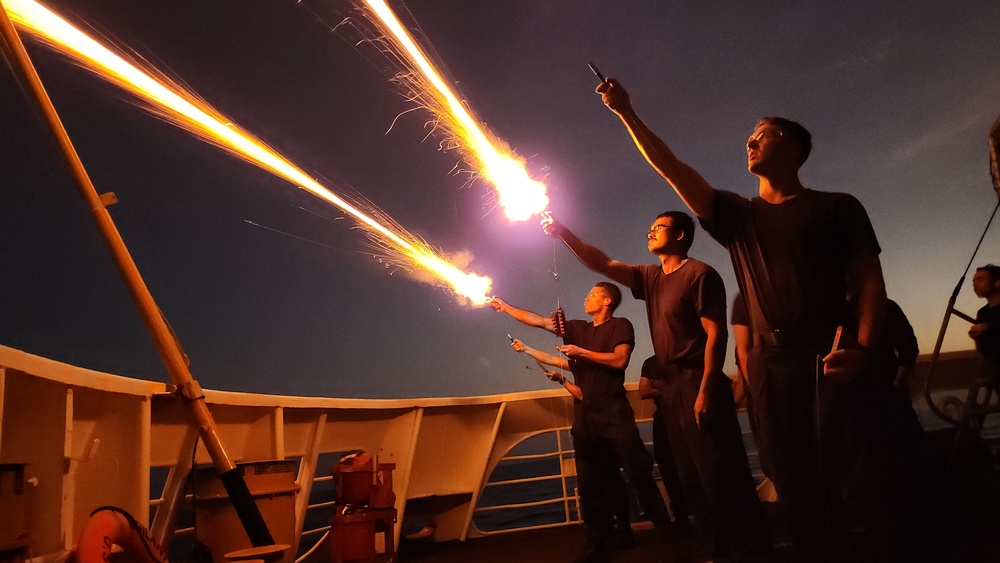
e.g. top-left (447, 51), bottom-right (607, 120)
top-left (2, 0), bottom-right (999, 398)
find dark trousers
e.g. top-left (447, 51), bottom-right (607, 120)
top-left (748, 347), bottom-right (941, 563)
top-left (651, 403), bottom-right (691, 521)
top-left (573, 398), bottom-right (670, 541)
top-left (658, 367), bottom-right (772, 562)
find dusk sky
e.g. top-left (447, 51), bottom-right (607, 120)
top-left (2, 0), bottom-right (999, 398)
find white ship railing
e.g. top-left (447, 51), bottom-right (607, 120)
top-left (0, 344), bottom-right (982, 562)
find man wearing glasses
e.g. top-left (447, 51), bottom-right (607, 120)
top-left (594, 78), bottom-right (937, 562)
top-left (541, 211), bottom-right (771, 563)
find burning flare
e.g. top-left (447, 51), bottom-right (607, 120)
top-left (359, 0), bottom-right (549, 222)
top-left (5, 0), bottom-right (492, 305)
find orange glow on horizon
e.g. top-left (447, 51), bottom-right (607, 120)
top-left (5, 0), bottom-right (493, 305)
top-left (361, 0), bottom-right (549, 222)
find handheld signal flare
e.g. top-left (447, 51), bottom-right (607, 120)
top-left (552, 300), bottom-right (567, 338)
top-left (587, 62), bottom-right (607, 83)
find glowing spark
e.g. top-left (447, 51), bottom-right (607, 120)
top-left (6, 0), bottom-right (492, 305)
top-left (359, 0), bottom-right (549, 222)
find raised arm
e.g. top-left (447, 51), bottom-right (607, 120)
top-left (540, 213), bottom-right (635, 289)
top-left (558, 342), bottom-right (634, 371)
top-left (510, 340), bottom-right (580, 400)
top-left (490, 297), bottom-right (557, 333)
top-left (511, 339), bottom-right (570, 371)
top-left (536, 361), bottom-right (583, 401)
top-left (597, 79), bottom-right (717, 221)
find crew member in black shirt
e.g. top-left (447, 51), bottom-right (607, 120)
top-left (492, 283), bottom-right (667, 562)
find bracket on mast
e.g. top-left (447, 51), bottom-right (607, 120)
top-left (99, 192), bottom-right (118, 207)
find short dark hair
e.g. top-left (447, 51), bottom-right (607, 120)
top-left (976, 264), bottom-right (1000, 282)
top-left (595, 281), bottom-right (622, 312)
top-left (655, 210), bottom-right (696, 251)
top-left (757, 117), bottom-right (812, 165)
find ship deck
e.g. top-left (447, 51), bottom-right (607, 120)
top-left (395, 426), bottom-right (1000, 563)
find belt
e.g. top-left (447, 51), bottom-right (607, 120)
top-left (660, 357), bottom-right (703, 379)
top-left (752, 328), bottom-right (836, 351)
top-left (753, 329), bottom-right (784, 349)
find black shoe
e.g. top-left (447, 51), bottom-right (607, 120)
top-left (572, 543), bottom-right (611, 563)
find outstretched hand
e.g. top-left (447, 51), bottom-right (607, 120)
top-left (511, 338), bottom-right (526, 353)
top-left (489, 296), bottom-right (508, 313)
top-left (596, 78), bottom-right (631, 115)
top-left (540, 211), bottom-right (564, 238)
top-left (557, 344), bottom-right (585, 358)
top-left (538, 361), bottom-right (564, 383)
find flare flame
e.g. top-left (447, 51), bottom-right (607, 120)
top-left (5, 0), bottom-right (492, 305)
top-left (360, 0), bottom-right (549, 222)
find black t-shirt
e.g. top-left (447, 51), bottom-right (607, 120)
top-left (629, 259), bottom-right (727, 366)
top-left (975, 304), bottom-right (1000, 362)
top-left (563, 316), bottom-right (635, 406)
top-left (702, 189), bottom-right (880, 347)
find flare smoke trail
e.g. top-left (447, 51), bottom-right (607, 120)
top-left (5, 0), bottom-right (492, 305)
top-left (357, 0), bottom-right (549, 222)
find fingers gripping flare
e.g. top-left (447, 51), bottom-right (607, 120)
top-left (539, 211), bottom-right (564, 237)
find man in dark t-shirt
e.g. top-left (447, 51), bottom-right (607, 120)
top-left (970, 264), bottom-right (1000, 383)
top-left (491, 283), bottom-right (667, 562)
top-left (541, 211), bottom-right (771, 563)
top-left (970, 265), bottom-right (1000, 358)
top-left (595, 77), bottom-right (939, 562)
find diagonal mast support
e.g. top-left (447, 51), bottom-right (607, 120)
top-left (0, 1), bottom-right (274, 548)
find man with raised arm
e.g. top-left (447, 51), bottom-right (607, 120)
top-left (492, 282), bottom-right (668, 563)
top-left (541, 211), bottom-right (771, 563)
top-left (595, 78), bottom-right (938, 562)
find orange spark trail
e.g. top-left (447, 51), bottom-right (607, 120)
top-left (359, 0), bottom-right (549, 222)
top-left (5, 0), bottom-right (492, 305)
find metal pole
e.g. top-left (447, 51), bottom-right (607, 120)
top-left (922, 198), bottom-right (1000, 425)
top-left (0, 2), bottom-right (274, 546)
top-left (922, 279), bottom-right (965, 426)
